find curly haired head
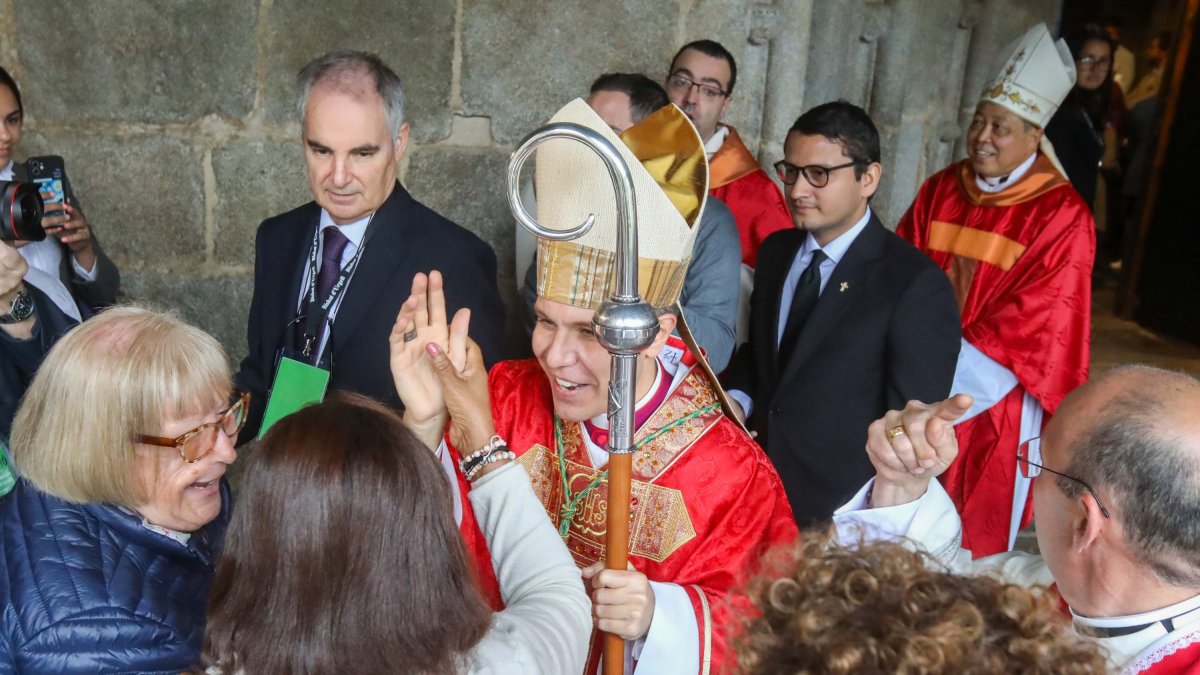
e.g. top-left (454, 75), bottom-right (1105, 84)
top-left (734, 530), bottom-right (1107, 674)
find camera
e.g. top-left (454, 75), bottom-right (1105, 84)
top-left (0, 180), bottom-right (45, 242)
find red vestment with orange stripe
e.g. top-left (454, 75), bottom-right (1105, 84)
top-left (457, 345), bottom-right (796, 674)
top-left (708, 126), bottom-right (791, 268)
top-left (896, 154), bottom-right (1094, 556)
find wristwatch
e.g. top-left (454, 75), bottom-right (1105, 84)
top-left (0, 288), bottom-right (34, 324)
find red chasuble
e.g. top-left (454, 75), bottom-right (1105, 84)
top-left (897, 155), bottom-right (1094, 557)
top-left (462, 357), bottom-right (796, 674)
top-left (708, 126), bottom-right (791, 268)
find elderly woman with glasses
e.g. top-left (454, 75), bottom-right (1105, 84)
top-left (0, 306), bottom-right (244, 674)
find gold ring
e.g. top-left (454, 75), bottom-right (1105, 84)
top-left (886, 425), bottom-right (907, 440)
top-left (402, 329), bottom-right (419, 343)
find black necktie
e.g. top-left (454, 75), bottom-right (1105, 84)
top-left (777, 249), bottom-right (827, 366)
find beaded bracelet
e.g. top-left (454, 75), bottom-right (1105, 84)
top-left (465, 449), bottom-right (515, 481)
top-left (459, 435), bottom-right (507, 477)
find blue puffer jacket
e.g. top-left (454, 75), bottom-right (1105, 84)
top-left (0, 477), bottom-right (231, 674)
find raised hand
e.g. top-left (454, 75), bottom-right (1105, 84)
top-left (864, 393), bottom-right (973, 508)
top-left (389, 271), bottom-right (469, 449)
top-left (426, 332), bottom-right (495, 457)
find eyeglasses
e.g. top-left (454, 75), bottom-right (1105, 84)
top-left (135, 391), bottom-right (250, 463)
top-left (665, 74), bottom-right (728, 101)
top-left (1077, 55), bottom-right (1112, 69)
top-left (1018, 438), bottom-right (1110, 518)
top-left (773, 160), bottom-right (863, 188)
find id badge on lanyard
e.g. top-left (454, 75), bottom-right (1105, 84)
top-left (260, 215), bottom-right (375, 437)
top-left (299, 218), bottom-right (371, 361)
top-left (258, 356), bottom-right (330, 439)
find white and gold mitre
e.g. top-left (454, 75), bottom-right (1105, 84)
top-left (533, 98), bottom-right (708, 310)
top-left (980, 23), bottom-right (1076, 128)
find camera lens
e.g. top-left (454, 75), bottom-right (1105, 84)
top-left (0, 181), bottom-right (46, 242)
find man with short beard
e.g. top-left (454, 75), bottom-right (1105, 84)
top-left (896, 24), bottom-right (1095, 557)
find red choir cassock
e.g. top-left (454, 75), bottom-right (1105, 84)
top-left (897, 154), bottom-right (1094, 556)
top-left (458, 348), bottom-right (797, 674)
top-left (708, 125), bottom-right (791, 268)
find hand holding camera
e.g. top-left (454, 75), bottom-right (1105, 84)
top-left (0, 156), bottom-right (96, 271)
top-left (0, 180), bottom-right (44, 243)
top-left (42, 199), bottom-right (96, 271)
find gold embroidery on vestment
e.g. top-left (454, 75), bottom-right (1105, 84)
top-left (514, 367), bottom-right (726, 566)
top-left (518, 444), bottom-right (697, 565)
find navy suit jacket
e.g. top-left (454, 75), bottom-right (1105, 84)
top-left (727, 215), bottom-right (961, 525)
top-left (235, 182), bottom-right (506, 442)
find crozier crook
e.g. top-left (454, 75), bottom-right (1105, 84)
top-left (508, 122), bottom-right (660, 675)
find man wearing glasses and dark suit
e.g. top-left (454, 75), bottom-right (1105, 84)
top-left (725, 101), bottom-right (960, 527)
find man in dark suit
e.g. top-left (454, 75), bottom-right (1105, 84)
top-left (726, 101), bottom-right (960, 527)
top-left (235, 51), bottom-right (505, 441)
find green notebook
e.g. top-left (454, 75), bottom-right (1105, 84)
top-left (257, 356), bottom-right (331, 439)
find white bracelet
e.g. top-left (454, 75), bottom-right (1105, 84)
top-left (463, 435), bottom-right (504, 463)
top-left (459, 435), bottom-right (507, 477)
top-left (466, 450), bottom-right (515, 481)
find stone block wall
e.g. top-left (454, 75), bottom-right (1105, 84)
top-left (0, 0), bottom-right (1058, 361)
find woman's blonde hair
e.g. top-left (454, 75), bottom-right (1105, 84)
top-left (10, 306), bottom-right (231, 506)
top-left (735, 529), bottom-right (1109, 675)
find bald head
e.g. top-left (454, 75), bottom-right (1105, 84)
top-left (1058, 365), bottom-right (1200, 586)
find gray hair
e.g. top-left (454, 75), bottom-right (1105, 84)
top-left (1060, 365), bottom-right (1200, 586)
top-left (296, 50), bottom-right (406, 137)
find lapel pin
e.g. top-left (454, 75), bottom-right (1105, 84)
top-left (839, 282), bottom-right (849, 293)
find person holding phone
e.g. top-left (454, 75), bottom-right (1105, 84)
top-left (0, 66), bottom-right (120, 318)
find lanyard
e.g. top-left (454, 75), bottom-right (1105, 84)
top-left (300, 212), bottom-right (377, 358)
